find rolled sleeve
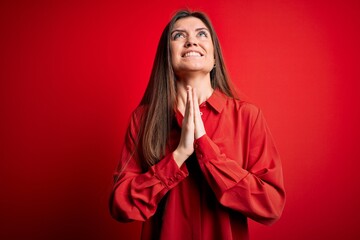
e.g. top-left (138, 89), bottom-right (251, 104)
top-left (154, 154), bottom-right (189, 189)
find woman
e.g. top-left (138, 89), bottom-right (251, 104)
top-left (110, 10), bottom-right (285, 240)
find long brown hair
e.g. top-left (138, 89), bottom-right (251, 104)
top-left (138, 10), bottom-right (236, 167)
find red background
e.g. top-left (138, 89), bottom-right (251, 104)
top-left (1, 0), bottom-right (360, 239)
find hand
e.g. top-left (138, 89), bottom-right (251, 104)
top-left (173, 86), bottom-right (206, 167)
top-left (192, 88), bottom-right (206, 139)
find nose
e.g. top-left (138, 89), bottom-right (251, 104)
top-left (185, 36), bottom-right (198, 47)
top-left (185, 41), bottom-right (197, 47)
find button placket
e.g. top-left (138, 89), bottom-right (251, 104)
top-left (199, 103), bottom-right (205, 117)
top-left (174, 172), bottom-right (182, 181)
top-left (167, 177), bottom-right (174, 186)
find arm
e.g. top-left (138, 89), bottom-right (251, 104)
top-left (194, 108), bottom-right (285, 225)
top-left (109, 110), bottom-right (188, 222)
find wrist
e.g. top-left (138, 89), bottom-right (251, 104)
top-left (173, 148), bottom-right (191, 167)
top-left (195, 131), bottom-right (205, 140)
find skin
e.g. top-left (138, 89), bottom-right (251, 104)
top-left (170, 17), bottom-right (215, 167)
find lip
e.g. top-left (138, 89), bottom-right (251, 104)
top-left (181, 50), bottom-right (204, 57)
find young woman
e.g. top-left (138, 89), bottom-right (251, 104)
top-left (110, 10), bottom-right (285, 240)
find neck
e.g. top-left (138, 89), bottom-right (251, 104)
top-left (176, 73), bottom-right (214, 115)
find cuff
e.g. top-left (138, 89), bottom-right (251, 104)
top-left (194, 134), bottom-right (219, 164)
top-left (154, 153), bottom-right (189, 189)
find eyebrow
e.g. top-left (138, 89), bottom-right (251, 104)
top-left (170, 27), bottom-right (210, 35)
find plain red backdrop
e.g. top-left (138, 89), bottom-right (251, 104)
top-left (1, 0), bottom-right (359, 239)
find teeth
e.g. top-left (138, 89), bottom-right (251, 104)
top-left (184, 51), bottom-right (201, 57)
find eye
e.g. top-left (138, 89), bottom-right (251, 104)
top-left (173, 32), bottom-right (185, 40)
top-left (198, 30), bottom-right (208, 37)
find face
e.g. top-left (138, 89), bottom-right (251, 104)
top-left (170, 17), bottom-right (215, 78)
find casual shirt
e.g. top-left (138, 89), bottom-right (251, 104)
top-left (110, 90), bottom-right (286, 240)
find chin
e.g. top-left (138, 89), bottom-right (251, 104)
top-left (179, 64), bottom-right (212, 72)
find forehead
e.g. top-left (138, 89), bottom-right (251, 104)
top-left (172, 16), bottom-right (208, 30)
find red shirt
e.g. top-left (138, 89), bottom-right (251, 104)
top-left (110, 90), bottom-right (285, 240)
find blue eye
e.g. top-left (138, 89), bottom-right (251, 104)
top-left (198, 31), bottom-right (208, 37)
top-left (173, 32), bottom-right (185, 40)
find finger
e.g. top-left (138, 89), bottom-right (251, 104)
top-left (192, 88), bottom-right (201, 118)
top-left (192, 88), bottom-right (206, 139)
top-left (183, 86), bottom-right (190, 119)
top-left (187, 85), bottom-right (194, 120)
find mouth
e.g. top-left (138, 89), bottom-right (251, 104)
top-left (182, 51), bottom-right (203, 58)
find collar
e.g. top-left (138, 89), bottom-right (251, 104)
top-left (174, 89), bottom-right (228, 120)
top-left (205, 89), bottom-right (227, 113)
top-left (174, 89), bottom-right (228, 126)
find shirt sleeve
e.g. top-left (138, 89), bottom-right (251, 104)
top-left (109, 110), bottom-right (189, 222)
top-left (194, 108), bottom-right (285, 225)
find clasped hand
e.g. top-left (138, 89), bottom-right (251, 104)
top-left (173, 86), bottom-right (206, 167)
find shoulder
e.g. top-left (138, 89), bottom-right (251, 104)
top-left (209, 90), bottom-right (258, 116)
top-left (214, 92), bottom-right (264, 129)
top-left (125, 105), bottom-right (149, 133)
top-left (235, 99), bottom-right (260, 115)
top-left (131, 105), bottom-right (148, 122)
top-left (219, 92), bottom-right (261, 119)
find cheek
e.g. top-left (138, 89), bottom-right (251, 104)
top-left (207, 46), bottom-right (215, 62)
top-left (205, 42), bottom-right (215, 57)
top-left (170, 44), bottom-right (180, 60)
top-left (169, 45), bottom-right (177, 64)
